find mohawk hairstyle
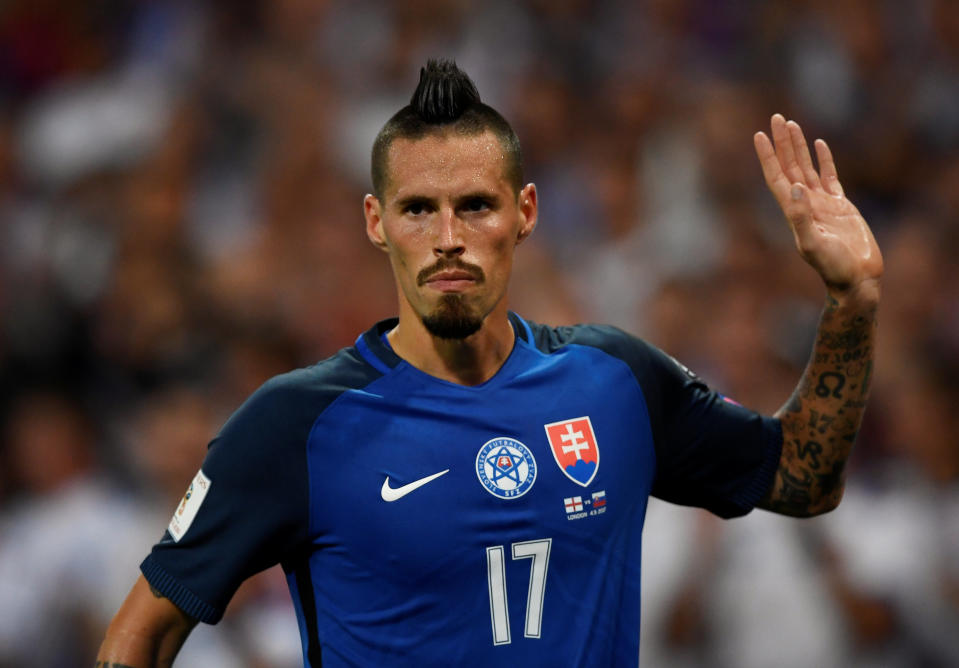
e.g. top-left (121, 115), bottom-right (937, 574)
top-left (371, 59), bottom-right (523, 198)
top-left (410, 59), bottom-right (481, 123)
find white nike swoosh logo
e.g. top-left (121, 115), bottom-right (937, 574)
top-left (381, 469), bottom-right (450, 502)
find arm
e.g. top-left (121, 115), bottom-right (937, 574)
top-left (753, 114), bottom-right (883, 517)
top-left (95, 575), bottom-right (196, 667)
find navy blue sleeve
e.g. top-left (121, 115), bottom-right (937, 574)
top-left (140, 369), bottom-right (319, 623)
top-left (639, 343), bottom-right (782, 518)
top-left (531, 322), bottom-right (782, 519)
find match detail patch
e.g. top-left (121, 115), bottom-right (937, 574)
top-left (168, 469), bottom-right (212, 542)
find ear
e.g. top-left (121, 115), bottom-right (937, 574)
top-left (364, 194), bottom-right (389, 252)
top-left (515, 183), bottom-right (538, 245)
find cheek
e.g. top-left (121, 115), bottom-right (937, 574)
top-left (385, 228), bottom-right (426, 268)
top-left (485, 235), bottom-right (517, 277)
top-left (389, 252), bottom-right (417, 284)
top-left (490, 230), bottom-right (512, 252)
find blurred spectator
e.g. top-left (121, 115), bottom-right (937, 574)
top-left (1, 0), bottom-right (958, 664)
top-left (125, 385), bottom-right (302, 667)
top-left (0, 391), bottom-right (147, 664)
top-left (0, 390), bottom-right (253, 665)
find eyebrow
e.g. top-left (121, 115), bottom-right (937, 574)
top-left (392, 190), bottom-right (501, 210)
top-left (455, 190), bottom-right (499, 205)
top-left (393, 194), bottom-right (435, 210)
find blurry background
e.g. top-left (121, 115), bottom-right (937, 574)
top-left (0, 0), bottom-right (957, 666)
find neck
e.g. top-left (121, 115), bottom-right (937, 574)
top-left (387, 309), bottom-right (516, 386)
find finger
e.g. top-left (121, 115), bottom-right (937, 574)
top-left (785, 182), bottom-right (819, 250)
top-left (756, 131), bottom-right (816, 243)
top-left (770, 114), bottom-right (804, 185)
top-left (753, 131), bottom-right (792, 202)
top-left (814, 139), bottom-right (843, 196)
top-left (787, 120), bottom-right (822, 190)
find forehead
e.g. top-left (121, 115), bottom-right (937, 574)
top-left (383, 130), bottom-right (511, 201)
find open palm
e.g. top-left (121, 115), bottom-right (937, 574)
top-left (754, 114), bottom-right (883, 293)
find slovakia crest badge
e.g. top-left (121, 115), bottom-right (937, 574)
top-left (476, 437), bottom-right (537, 499)
top-left (544, 416), bottom-right (599, 487)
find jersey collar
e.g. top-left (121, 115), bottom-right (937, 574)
top-left (354, 312), bottom-right (532, 374)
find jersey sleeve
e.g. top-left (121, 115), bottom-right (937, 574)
top-left (140, 373), bottom-right (315, 624)
top-left (534, 322), bottom-right (782, 519)
top-left (639, 342), bottom-right (782, 518)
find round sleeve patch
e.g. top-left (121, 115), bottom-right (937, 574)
top-left (168, 469), bottom-right (212, 542)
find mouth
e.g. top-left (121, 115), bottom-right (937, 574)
top-left (424, 270), bottom-right (479, 293)
top-left (418, 261), bottom-right (485, 293)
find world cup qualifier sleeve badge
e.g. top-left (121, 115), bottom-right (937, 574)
top-left (544, 416), bottom-right (599, 487)
top-left (476, 437), bottom-right (537, 499)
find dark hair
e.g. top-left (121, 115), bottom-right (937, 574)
top-left (370, 59), bottom-right (523, 198)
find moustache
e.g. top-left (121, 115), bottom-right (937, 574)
top-left (417, 259), bottom-right (486, 286)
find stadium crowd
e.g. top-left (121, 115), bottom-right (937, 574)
top-left (0, 0), bottom-right (957, 665)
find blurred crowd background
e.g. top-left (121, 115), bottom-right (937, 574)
top-left (0, 0), bottom-right (957, 666)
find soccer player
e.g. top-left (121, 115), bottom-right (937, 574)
top-left (97, 60), bottom-right (882, 667)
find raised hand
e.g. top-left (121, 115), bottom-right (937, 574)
top-left (754, 114), bottom-right (882, 298)
top-left (754, 115), bottom-right (882, 517)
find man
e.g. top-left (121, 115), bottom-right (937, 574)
top-left (97, 60), bottom-right (882, 667)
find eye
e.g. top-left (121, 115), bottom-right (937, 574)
top-left (403, 201), bottom-right (430, 216)
top-left (462, 197), bottom-right (491, 213)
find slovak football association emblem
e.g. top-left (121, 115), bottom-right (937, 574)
top-left (544, 416), bottom-right (599, 487)
top-left (476, 437), bottom-right (537, 499)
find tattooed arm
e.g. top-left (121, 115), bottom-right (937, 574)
top-left (752, 115), bottom-right (883, 517)
top-left (95, 575), bottom-right (196, 667)
top-left (760, 290), bottom-right (878, 516)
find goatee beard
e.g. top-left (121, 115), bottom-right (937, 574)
top-left (421, 294), bottom-right (483, 339)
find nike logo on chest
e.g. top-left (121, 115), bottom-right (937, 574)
top-left (380, 469), bottom-right (450, 502)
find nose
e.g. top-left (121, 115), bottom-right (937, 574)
top-left (433, 207), bottom-right (465, 257)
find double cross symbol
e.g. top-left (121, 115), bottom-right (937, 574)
top-left (560, 423), bottom-right (590, 460)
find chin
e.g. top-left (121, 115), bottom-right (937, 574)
top-left (421, 295), bottom-right (483, 339)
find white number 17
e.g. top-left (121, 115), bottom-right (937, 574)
top-left (485, 537), bottom-right (552, 645)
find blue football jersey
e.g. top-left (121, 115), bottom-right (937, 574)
top-left (142, 314), bottom-right (781, 667)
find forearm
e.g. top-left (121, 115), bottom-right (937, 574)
top-left (760, 281), bottom-right (879, 516)
top-left (96, 627), bottom-right (186, 668)
top-left (95, 577), bottom-right (195, 667)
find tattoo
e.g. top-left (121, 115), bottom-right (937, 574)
top-left (814, 372), bottom-right (845, 398)
top-left (149, 584), bottom-right (165, 599)
top-left (776, 468), bottom-right (814, 511)
top-left (818, 328), bottom-right (868, 351)
top-left (764, 297), bottom-right (877, 516)
top-left (797, 440), bottom-right (823, 469)
top-left (783, 389), bottom-right (802, 414)
top-left (815, 461), bottom-right (845, 498)
top-left (808, 409), bottom-right (835, 435)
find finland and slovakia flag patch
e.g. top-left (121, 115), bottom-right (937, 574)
top-left (544, 416), bottom-right (599, 487)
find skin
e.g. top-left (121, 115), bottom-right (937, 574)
top-left (363, 129), bottom-right (538, 385)
top-left (753, 114), bottom-right (882, 516)
top-left (95, 128), bottom-right (538, 665)
top-left (95, 114), bottom-right (881, 664)
top-left (95, 576), bottom-right (195, 666)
